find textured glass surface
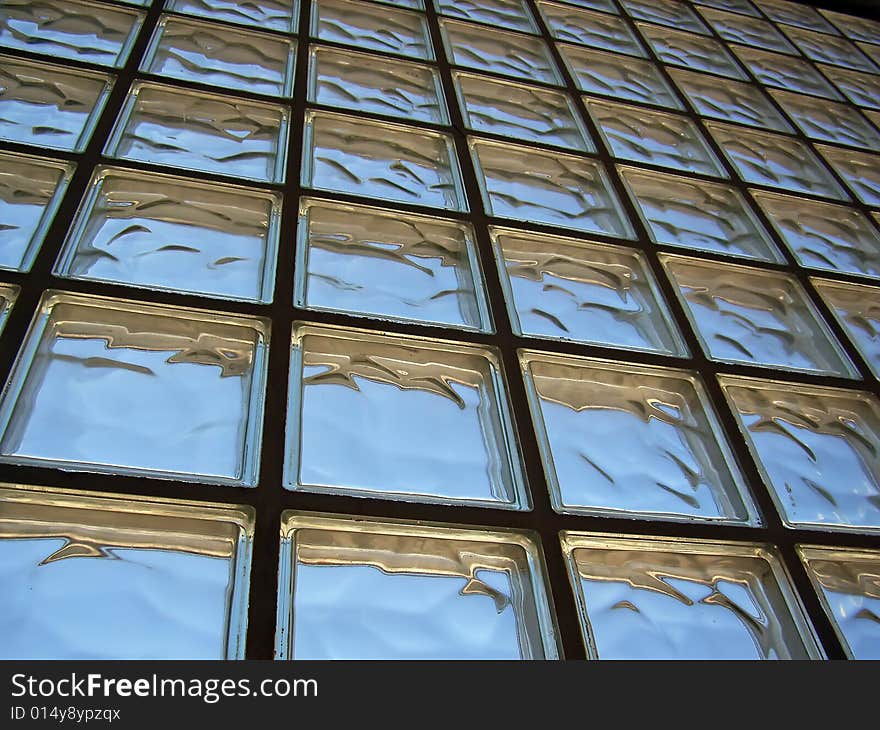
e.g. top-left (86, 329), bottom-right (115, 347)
top-left (453, 71), bottom-right (592, 151)
top-left (521, 351), bottom-right (756, 524)
top-left (54, 166), bottom-right (281, 303)
top-left (768, 90), bottom-right (880, 149)
top-left (707, 122), bottom-right (846, 200)
top-left (694, 0), bottom-right (759, 15)
top-left (439, 18), bottom-right (561, 85)
top-left (0, 291), bottom-right (269, 487)
top-left (812, 278), bottom-right (880, 379)
top-left (141, 14), bottom-right (297, 97)
top-left (819, 9), bottom-right (880, 45)
top-left (819, 64), bottom-right (880, 110)
top-left (620, 166), bottom-right (781, 262)
top-left (798, 545), bottom-right (880, 660)
top-left (308, 46), bottom-right (447, 124)
top-left (537, 2), bottom-right (646, 57)
top-left (470, 137), bottom-right (634, 239)
top-left (561, 533), bottom-right (822, 660)
top-left (816, 145), bottom-right (880, 207)
top-left (621, 0), bottom-right (709, 35)
top-left (277, 513), bottom-right (559, 659)
top-left (312, 0), bottom-right (432, 61)
top-left (720, 375), bottom-right (880, 533)
top-left (0, 0), bottom-right (143, 67)
top-left (751, 190), bottom-right (880, 279)
top-left (0, 55), bottom-right (113, 152)
top-left (585, 99), bottom-right (726, 177)
top-left (435, 0), bottom-right (537, 34)
top-left (783, 26), bottom-right (877, 74)
top-left (756, 0), bottom-right (834, 32)
top-left (697, 7), bottom-right (795, 53)
top-left (0, 283), bottom-right (19, 335)
top-left (492, 228), bottom-right (685, 354)
top-left (636, 22), bottom-right (746, 79)
top-left (857, 41), bottom-right (880, 68)
top-left (284, 324), bottom-right (527, 509)
top-left (550, 0), bottom-right (616, 11)
top-left (295, 198), bottom-right (491, 332)
top-left (0, 152), bottom-right (73, 272)
top-left (105, 82), bottom-right (289, 183)
top-left (661, 254), bottom-right (856, 377)
top-left (303, 110), bottom-right (466, 211)
top-left (0, 485), bottom-right (253, 659)
top-left (166, 0), bottom-right (298, 32)
top-left (732, 45), bottom-right (842, 100)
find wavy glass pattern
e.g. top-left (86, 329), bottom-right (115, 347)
top-left (491, 228), bottom-right (685, 354)
top-left (54, 166), bottom-right (281, 303)
top-left (819, 65), bottom-right (880, 110)
top-left (857, 41), bottom-right (880, 68)
top-left (733, 46), bottom-right (842, 100)
top-left (621, 0), bottom-right (709, 35)
top-left (783, 25), bottom-right (877, 74)
top-left (693, 0), bottom-right (759, 15)
top-left (0, 485), bottom-right (253, 659)
top-left (720, 376), bottom-right (880, 533)
top-left (0, 292), bottom-right (269, 487)
top-left (562, 533), bottom-right (822, 659)
top-left (435, 0), bottom-right (537, 34)
top-left (0, 284), bottom-right (19, 335)
top-left (521, 352), bottom-right (756, 524)
top-left (277, 513), bottom-right (559, 659)
top-left (308, 46), bottom-right (447, 124)
top-left (697, 7), bottom-right (795, 53)
top-left (812, 278), bottom-right (880, 379)
top-left (620, 166), bottom-right (780, 262)
top-left (284, 324), bottom-right (526, 509)
top-left (303, 111), bottom-right (466, 211)
top-left (816, 145), bottom-right (880, 207)
top-left (636, 22), bottom-right (746, 79)
top-left (295, 198), bottom-right (491, 331)
top-left (768, 90), bottom-right (880, 149)
top-left (537, 2), bottom-right (646, 57)
top-left (470, 138), bottom-right (633, 238)
top-left (140, 14), bottom-right (297, 97)
top-left (166, 0), bottom-right (298, 32)
top-left (661, 254), bottom-right (856, 377)
top-left (756, 0), bottom-right (835, 32)
top-left (819, 9), bottom-right (880, 45)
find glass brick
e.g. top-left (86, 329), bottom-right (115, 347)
top-left (284, 323), bottom-right (527, 509)
top-left (435, 0), bottom-right (537, 35)
top-left (661, 253), bottom-right (856, 377)
top-left (819, 64), bottom-right (880, 110)
top-left (561, 532), bottom-right (822, 659)
top-left (857, 41), bottom-right (880, 69)
top-left (755, 0), bottom-right (836, 33)
top-left (0, 55), bottom-right (113, 152)
top-left (0, 484), bottom-right (253, 659)
top-left (105, 81), bottom-right (289, 184)
top-left (307, 45), bottom-right (447, 124)
top-left (453, 71), bottom-right (593, 151)
top-left (798, 545), bottom-right (880, 660)
top-left (166, 0), bottom-right (298, 32)
top-left (768, 89), bottom-right (880, 149)
top-left (585, 98), bottom-right (727, 177)
top-left (277, 513), bottom-right (559, 659)
top-left (140, 14), bottom-right (297, 97)
top-left (621, 0), bottom-right (709, 36)
top-left (520, 351), bottom-right (757, 524)
top-left (636, 22), bottom-right (746, 79)
top-left (619, 165), bottom-right (782, 262)
top-left (0, 283), bottom-right (19, 335)
top-left (376, 0), bottom-right (424, 9)
top-left (0, 0), bottom-right (143, 67)
top-left (719, 375), bottom-right (880, 533)
top-left (819, 9), bottom-right (880, 45)
top-left (696, 6), bottom-right (796, 53)
top-left (491, 227), bottom-right (686, 354)
top-left (732, 45), bottom-right (843, 100)
top-left (295, 197), bottom-right (492, 332)
top-left (469, 137), bottom-right (634, 238)
top-left (693, 0), bottom-right (759, 15)
top-left (783, 25), bottom-right (877, 74)
top-left (816, 145), bottom-right (880, 207)
top-left (0, 291), bottom-right (269, 487)
top-left (0, 151), bottom-right (73, 272)
top-left (302, 110), bottom-right (466, 211)
top-left (812, 277), bottom-right (880, 378)
top-left (537, 2), bottom-right (646, 57)
top-left (53, 166), bottom-right (281, 304)
top-left (551, 0), bottom-right (617, 12)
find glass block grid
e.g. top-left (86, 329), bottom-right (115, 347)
top-left (0, 0), bottom-right (879, 661)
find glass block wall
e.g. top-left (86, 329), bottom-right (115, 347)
top-left (0, 0), bottom-right (879, 660)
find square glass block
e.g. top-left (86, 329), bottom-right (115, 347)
top-left (0, 485), bottom-right (253, 660)
top-left (105, 82), bottom-right (289, 184)
top-left (816, 145), bottom-right (880, 208)
top-left (307, 46), bottom-right (447, 124)
top-left (819, 9), bottom-right (880, 45)
top-left (561, 532), bottom-right (822, 660)
top-left (585, 98), bottom-right (726, 177)
top-left (550, 0), bottom-right (617, 10)
top-left (284, 324), bottom-right (527, 509)
top-left (636, 22), bottom-right (746, 80)
top-left (731, 45), bottom-right (843, 100)
top-left (668, 68), bottom-right (792, 133)
top-left (619, 166), bottom-right (781, 262)
top-left (276, 513), bottom-right (559, 659)
top-left (140, 14), bottom-right (297, 97)
top-left (0, 55), bottom-right (112, 152)
top-left (558, 44), bottom-right (683, 110)
top-left (303, 110), bottom-right (466, 211)
top-left (661, 253), bottom-right (856, 377)
top-left (0, 151), bottom-right (73, 272)
top-left (798, 545), bottom-right (880, 660)
top-left (453, 71), bottom-right (593, 152)
top-left (469, 137), bottom-right (634, 239)
top-left (439, 18), bottom-right (561, 85)
top-left (783, 25), bottom-right (877, 74)
top-left (719, 375), bottom-right (880, 533)
top-left (0, 291), bottom-right (269, 487)
top-left (696, 6), bottom-right (796, 53)
top-left (491, 228), bottom-right (686, 354)
top-left (0, 0), bottom-right (143, 67)
top-left (819, 64), bottom-right (880, 111)
top-left (756, 0), bottom-right (835, 33)
top-left (621, 0), bottom-right (709, 36)
top-left (693, 0), bottom-right (759, 15)
top-left (706, 122), bottom-right (846, 200)
top-left (536, 2), bottom-right (646, 58)
top-left (166, 0), bottom-right (299, 32)
top-left (0, 283), bottom-right (19, 335)
top-left (751, 190), bottom-right (880, 278)
top-left (812, 277), bottom-right (880, 379)
top-left (435, 0), bottom-right (537, 34)
top-left (520, 351), bottom-right (757, 524)
top-left (311, 0), bottom-right (432, 61)
top-left (54, 166), bottom-right (281, 304)
top-left (295, 198), bottom-right (491, 332)
top-left (768, 89), bottom-right (880, 149)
